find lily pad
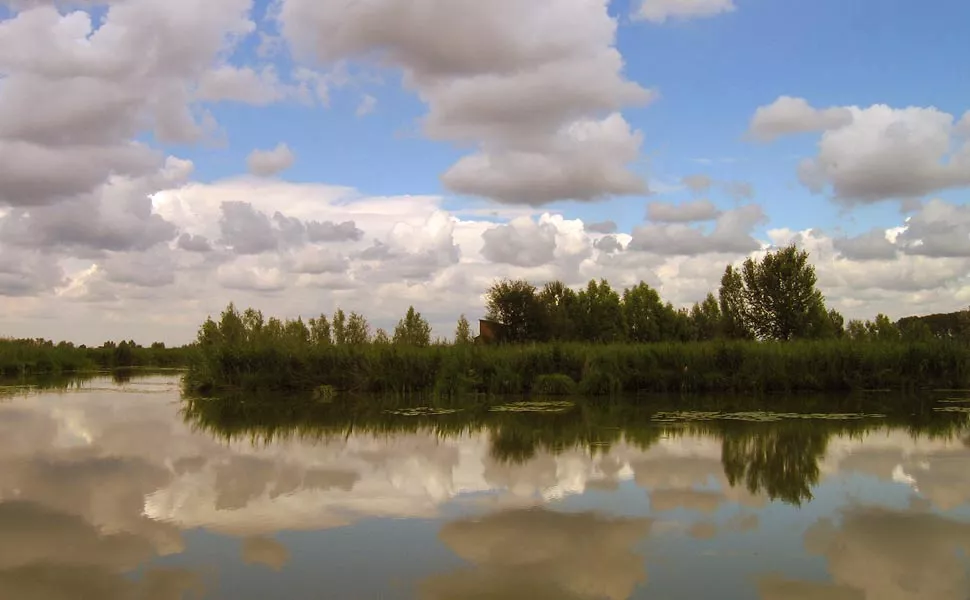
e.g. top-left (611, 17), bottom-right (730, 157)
top-left (384, 407), bottom-right (464, 416)
top-left (489, 400), bottom-right (575, 413)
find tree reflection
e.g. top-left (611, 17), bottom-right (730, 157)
top-left (181, 392), bottom-right (970, 508)
top-left (720, 423), bottom-right (829, 506)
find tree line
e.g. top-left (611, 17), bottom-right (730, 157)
top-left (0, 337), bottom-right (192, 377)
top-left (483, 244), bottom-right (959, 345)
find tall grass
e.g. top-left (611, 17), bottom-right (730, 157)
top-left (185, 336), bottom-right (970, 397)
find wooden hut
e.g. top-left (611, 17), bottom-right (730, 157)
top-left (475, 319), bottom-right (508, 344)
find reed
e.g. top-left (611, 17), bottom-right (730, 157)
top-left (184, 335), bottom-right (970, 397)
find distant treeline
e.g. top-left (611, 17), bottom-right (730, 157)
top-left (0, 338), bottom-right (193, 378)
top-left (185, 245), bottom-right (970, 396)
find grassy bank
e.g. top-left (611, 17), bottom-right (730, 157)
top-left (184, 337), bottom-right (970, 397)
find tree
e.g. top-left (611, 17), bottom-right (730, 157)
top-left (454, 314), bottom-right (473, 344)
top-left (283, 317), bottom-right (310, 346)
top-left (622, 282), bottom-right (676, 343)
top-left (345, 312), bottom-right (370, 345)
top-left (718, 266), bottom-right (753, 340)
top-left (373, 328), bottom-right (391, 344)
top-left (393, 306), bottom-right (432, 346)
top-left (574, 279), bottom-right (625, 343)
top-left (689, 293), bottom-right (722, 341)
top-left (736, 244), bottom-right (829, 341)
top-left (485, 278), bottom-right (545, 343)
top-left (332, 308), bottom-right (347, 345)
top-left (309, 314), bottom-right (332, 345)
top-left (538, 280), bottom-right (578, 341)
top-left (865, 313), bottom-right (900, 342)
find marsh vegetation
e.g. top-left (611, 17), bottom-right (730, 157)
top-left (184, 245), bottom-right (970, 397)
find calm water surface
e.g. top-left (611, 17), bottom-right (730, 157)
top-left (1, 374), bottom-right (970, 599)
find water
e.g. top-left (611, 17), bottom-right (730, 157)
top-left (1, 374), bottom-right (970, 599)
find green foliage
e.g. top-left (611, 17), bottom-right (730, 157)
top-left (454, 314), bottom-right (473, 345)
top-left (575, 279), bottom-right (625, 342)
top-left (737, 244), bottom-right (830, 340)
top-left (345, 312), bottom-right (370, 345)
top-left (393, 306), bottom-right (432, 346)
top-left (0, 336), bottom-right (192, 377)
top-left (532, 373), bottom-right (577, 396)
top-left (185, 306), bottom-right (970, 396)
top-left (485, 278), bottom-right (545, 342)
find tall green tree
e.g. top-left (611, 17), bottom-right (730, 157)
top-left (485, 278), bottom-right (545, 343)
top-left (689, 293), bottom-right (723, 341)
top-left (393, 306), bottom-right (432, 346)
top-left (575, 279), bottom-right (625, 343)
top-left (308, 314), bottom-right (332, 345)
top-left (454, 314), bottom-right (473, 344)
top-left (345, 312), bottom-right (370, 345)
top-left (373, 328), bottom-right (391, 344)
top-left (622, 282), bottom-right (677, 342)
top-left (538, 280), bottom-right (578, 341)
top-left (737, 244), bottom-right (829, 341)
top-left (718, 266), bottom-right (754, 340)
top-left (332, 308), bottom-right (347, 345)
top-left (865, 313), bottom-right (900, 342)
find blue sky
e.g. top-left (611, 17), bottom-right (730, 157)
top-left (2, 0), bottom-right (970, 343)
top-left (170, 0), bottom-right (970, 238)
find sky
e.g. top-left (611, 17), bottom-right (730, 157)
top-left (0, 0), bottom-right (969, 345)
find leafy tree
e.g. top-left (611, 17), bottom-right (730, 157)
top-left (393, 306), bottom-right (432, 346)
top-left (309, 314), bottom-right (332, 345)
top-left (845, 319), bottom-right (868, 340)
top-left (622, 282), bottom-right (676, 342)
top-left (454, 314), bottom-right (473, 344)
top-left (538, 280), bottom-right (578, 341)
top-left (737, 244), bottom-right (829, 341)
top-left (899, 318), bottom-right (933, 342)
top-left (718, 266), bottom-right (754, 340)
top-left (689, 293), bottom-right (722, 341)
top-left (283, 317), bottom-right (310, 346)
top-left (575, 279), bottom-right (625, 342)
top-left (218, 303), bottom-right (246, 346)
top-left (332, 308), bottom-right (347, 345)
top-left (373, 328), bottom-right (391, 344)
top-left (865, 313), bottom-right (900, 342)
top-left (485, 278), bottom-right (545, 343)
top-left (345, 312), bottom-right (370, 345)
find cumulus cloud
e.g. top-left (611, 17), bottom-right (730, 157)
top-left (278, 0), bottom-right (655, 205)
top-left (585, 220), bottom-right (618, 234)
top-left (246, 143), bottom-right (296, 177)
top-left (748, 96), bottom-right (854, 142)
top-left (832, 228), bottom-right (898, 261)
top-left (629, 204), bottom-right (766, 255)
top-left (646, 199), bottom-right (721, 223)
top-left (751, 98), bottom-right (970, 204)
top-left (681, 174), bottom-right (713, 194)
top-left (482, 217), bottom-right (558, 267)
top-left (634, 0), bottom-right (736, 23)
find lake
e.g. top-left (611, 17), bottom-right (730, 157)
top-left (1, 373), bottom-right (969, 599)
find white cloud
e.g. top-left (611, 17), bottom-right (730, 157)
top-left (748, 96), bottom-right (854, 142)
top-left (355, 94), bottom-right (377, 117)
top-left (278, 0), bottom-right (655, 205)
top-left (634, 0), bottom-right (736, 23)
top-left (246, 143), bottom-right (296, 177)
top-left (750, 98), bottom-right (970, 204)
top-left (646, 199), bottom-right (722, 223)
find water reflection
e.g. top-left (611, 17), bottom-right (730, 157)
top-left (0, 374), bottom-right (967, 598)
